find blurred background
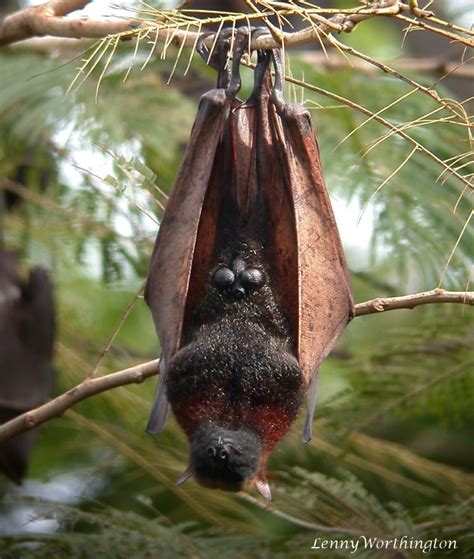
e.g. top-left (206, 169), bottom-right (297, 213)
top-left (0, 0), bottom-right (473, 557)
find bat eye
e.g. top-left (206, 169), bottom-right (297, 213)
top-left (240, 268), bottom-right (264, 289)
top-left (213, 267), bottom-right (235, 289)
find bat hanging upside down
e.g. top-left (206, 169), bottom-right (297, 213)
top-left (144, 30), bottom-right (354, 499)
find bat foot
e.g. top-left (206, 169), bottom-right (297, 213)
top-left (197, 26), bottom-right (275, 99)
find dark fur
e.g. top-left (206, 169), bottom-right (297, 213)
top-left (167, 236), bottom-right (304, 483)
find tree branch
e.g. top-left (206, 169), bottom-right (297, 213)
top-left (0, 0), bottom-right (135, 47)
top-left (0, 288), bottom-right (471, 444)
top-left (354, 288), bottom-right (474, 316)
top-left (9, 36), bottom-right (474, 82)
top-left (0, 360), bottom-right (158, 443)
top-left (1, 0), bottom-right (471, 50)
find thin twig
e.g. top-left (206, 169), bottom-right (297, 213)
top-left (87, 283), bottom-right (146, 379)
top-left (353, 359), bottom-right (474, 429)
top-left (279, 71), bottom-right (474, 191)
top-left (298, 51), bottom-right (474, 80)
top-left (354, 288), bottom-right (474, 316)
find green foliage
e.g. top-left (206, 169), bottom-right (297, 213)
top-left (0, 8), bottom-right (473, 557)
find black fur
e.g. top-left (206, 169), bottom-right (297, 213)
top-left (168, 239), bottom-right (302, 415)
top-left (166, 237), bottom-right (304, 488)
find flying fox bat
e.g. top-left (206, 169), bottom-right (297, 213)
top-left (144, 33), bottom-right (354, 499)
top-left (0, 250), bottom-right (56, 483)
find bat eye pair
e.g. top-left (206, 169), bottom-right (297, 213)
top-left (212, 265), bottom-right (265, 297)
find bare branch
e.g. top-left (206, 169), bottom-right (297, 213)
top-left (0, 0), bottom-right (135, 47)
top-left (0, 289), bottom-right (472, 444)
top-left (354, 288), bottom-right (474, 316)
top-left (0, 359), bottom-right (158, 443)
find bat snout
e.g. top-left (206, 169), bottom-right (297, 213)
top-left (207, 438), bottom-right (235, 461)
top-left (190, 424), bottom-right (262, 491)
top-left (230, 285), bottom-right (246, 300)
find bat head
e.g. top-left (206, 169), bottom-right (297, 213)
top-left (189, 423), bottom-right (263, 492)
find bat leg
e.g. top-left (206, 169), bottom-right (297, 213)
top-left (227, 27), bottom-right (274, 99)
top-left (270, 49), bottom-right (312, 129)
top-left (197, 30), bottom-right (234, 88)
top-left (268, 48), bottom-right (286, 111)
top-left (226, 28), bottom-right (253, 97)
top-left (198, 27), bottom-right (272, 95)
top-left (302, 373), bottom-right (319, 443)
top-left (242, 49), bottom-right (271, 107)
top-left (145, 358), bottom-right (170, 435)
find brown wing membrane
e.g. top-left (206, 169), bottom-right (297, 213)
top-left (257, 83), bottom-right (299, 358)
top-left (144, 89), bottom-right (233, 434)
top-left (265, 58), bottom-right (354, 441)
top-left (145, 30), bottom-right (257, 435)
top-left (272, 101), bottom-right (354, 384)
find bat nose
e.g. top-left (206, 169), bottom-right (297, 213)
top-left (207, 442), bottom-right (233, 461)
top-left (231, 285), bottom-right (246, 300)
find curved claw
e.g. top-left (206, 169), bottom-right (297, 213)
top-left (227, 26), bottom-right (274, 99)
top-left (196, 32), bottom-right (215, 67)
top-left (197, 26), bottom-right (275, 99)
top-left (269, 48), bottom-right (286, 111)
top-left (197, 28), bottom-right (234, 88)
top-left (226, 28), bottom-right (251, 97)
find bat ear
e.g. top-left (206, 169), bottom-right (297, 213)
top-left (255, 476), bottom-right (272, 501)
top-left (176, 466), bottom-right (193, 486)
top-left (302, 372), bottom-right (320, 444)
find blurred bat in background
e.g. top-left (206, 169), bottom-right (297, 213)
top-left (145, 31), bottom-right (353, 499)
top-left (0, 250), bottom-right (56, 484)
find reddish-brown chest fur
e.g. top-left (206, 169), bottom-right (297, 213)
top-left (172, 394), bottom-right (300, 453)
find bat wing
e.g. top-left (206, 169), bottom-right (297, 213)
top-left (144, 89), bottom-right (234, 434)
top-left (257, 85), bottom-right (299, 349)
top-left (265, 88), bottom-right (354, 442)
